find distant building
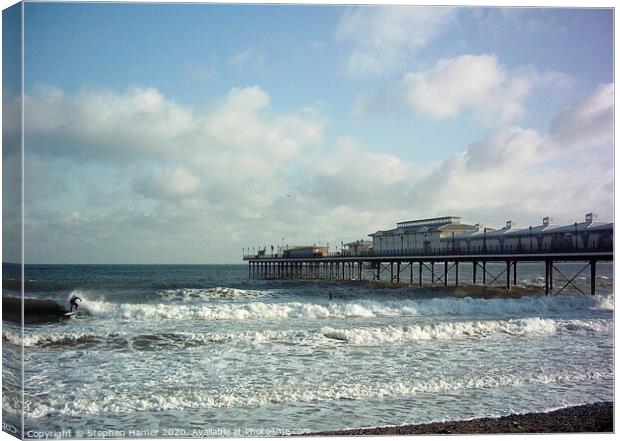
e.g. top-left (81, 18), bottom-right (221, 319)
top-left (370, 216), bottom-right (478, 254)
top-left (369, 214), bottom-right (613, 254)
top-left (282, 246), bottom-right (329, 258)
top-left (343, 240), bottom-right (372, 255)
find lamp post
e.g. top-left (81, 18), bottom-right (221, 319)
top-left (574, 222), bottom-right (578, 250)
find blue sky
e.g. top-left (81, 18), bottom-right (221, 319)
top-left (4, 2), bottom-right (614, 263)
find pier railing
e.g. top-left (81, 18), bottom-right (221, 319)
top-left (243, 244), bottom-right (612, 260)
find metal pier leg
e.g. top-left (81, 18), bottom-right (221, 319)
top-left (506, 261), bottom-right (511, 289)
top-left (545, 260), bottom-right (549, 296)
top-left (473, 261), bottom-right (477, 284)
top-left (390, 262), bottom-right (394, 283)
top-left (549, 261), bottom-right (554, 290)
top-left (419, 262), bottom-right (423, 287)
top-left (444, 261), bottom-right (448, 287)
top-left (396, 262), bottom-right (401, 284)
top-left (376, 263), bottom-right (381, 281)
top-left (431, 262), bottom-right (435, 284)
top-left (342, 262), bottom-right (345, 280)
top-left (482, 261), bottom-right (486, 285)
top-left (410, 261), bottom-right (414, 285)
top-left (455, 261), bottom-right (459, 286)
top-left (591, 260), bottom-right (596, 296)
top-left (358, 262), bottom-right (362, 280)
top-left (513, 261), bottom-right (517, 286)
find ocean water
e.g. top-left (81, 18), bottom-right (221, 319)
top-left (2, 262), bottom-right (614, 438)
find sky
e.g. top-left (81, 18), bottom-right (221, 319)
top-left (2, 2), bottom-right (614, 263)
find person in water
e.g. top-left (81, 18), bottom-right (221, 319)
top-left (69, 294), bottom-right (82, 312)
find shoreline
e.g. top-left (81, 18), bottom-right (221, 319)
top-left (305, 402), bottom-right (613, 435)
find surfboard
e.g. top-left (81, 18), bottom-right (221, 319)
top-left (63, 311), bottom-right (78, 317)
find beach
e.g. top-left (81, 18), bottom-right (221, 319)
top-left (308, 401), bottom-right (613, 435)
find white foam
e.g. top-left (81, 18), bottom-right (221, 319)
top-left (6, 317), bottom-right (611, 349)
top-left (22, 368), bottom-right (612, 418)
top-left (322, 318), bottom-right (612, 345)
top-left (80, 294), bottom-right (614, 322)
top-left (157, 287), bottom-right (268, 301)
top-left (2, 328), bottom-right (126, 348)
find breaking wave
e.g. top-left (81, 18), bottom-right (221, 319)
top-left (321, 318), bottom-right (612, 345)
top-left (5, 317), bottom-right (611, 348)
top-left (80, 294), bottom-right (614, 322)
top-left (155, 287), bottom-right (269, 301)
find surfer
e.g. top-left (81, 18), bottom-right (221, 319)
top-left (69, 294), bottom-right (82, 312)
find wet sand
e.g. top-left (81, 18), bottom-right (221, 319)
top-left (307, 402), bottom-right (613, 435)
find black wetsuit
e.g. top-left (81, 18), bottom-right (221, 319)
top-left (69, 296), bottom-right (82, 312)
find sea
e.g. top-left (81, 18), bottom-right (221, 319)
top-left (2, 262), bottom-right (614, 438)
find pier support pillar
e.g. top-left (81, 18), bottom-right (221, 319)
top-left (455, 261), bottom-right (459, 286)
top-left (473, 261), bottom-right (477, 284)
top-left (506, 261), bottom-right (511, 289)
top-left (549, 261), bottom-right (554, 290)
top-left (513, 261), bottom-right (517, 286)
top-left (396, 262), bottom-right (400, 283)
top-left (545, 260), bottom-right (550, 296)
top-left (390, 262), bottom-right (394, 283)
top-left (431, 262), bottom-right (435, 284)
top-left (419, 262), bottom-right (423, 287)
top-left (482, 261), bottom-right (486, 285)
top-left (591, 260), bottom-right (596, 296)
top-left (444, 261), bottom-right (448, 287)
top-left (410, 261), bottom-right (414, 285)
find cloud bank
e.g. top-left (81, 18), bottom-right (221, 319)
top-left (18, 78), bottom-right (613, 263)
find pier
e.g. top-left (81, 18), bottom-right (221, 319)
top-left (243, 248), bottom-right (612, 296)
top-left (243, 214), bottom-right (613, 296)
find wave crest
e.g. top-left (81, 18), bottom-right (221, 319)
top-left (80, 294), bottom-right (614, 322)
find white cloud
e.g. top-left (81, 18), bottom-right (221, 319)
top-left (335, 6), bottom-right (456, 76)
top-left (401, 54), bottom-right (572, 122)
top-left (464, 126), bottom-right (547, 170)
top-left (133, 167), bottom-right (202, 200)
top-left (549, 83), bottom-right (614, 150)
top-left (25, 85), bottom-right (194, 161)
top-left (24, 85), bottom-right (325, 169)
top-left (402, 54), bottom-right (505, 119)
